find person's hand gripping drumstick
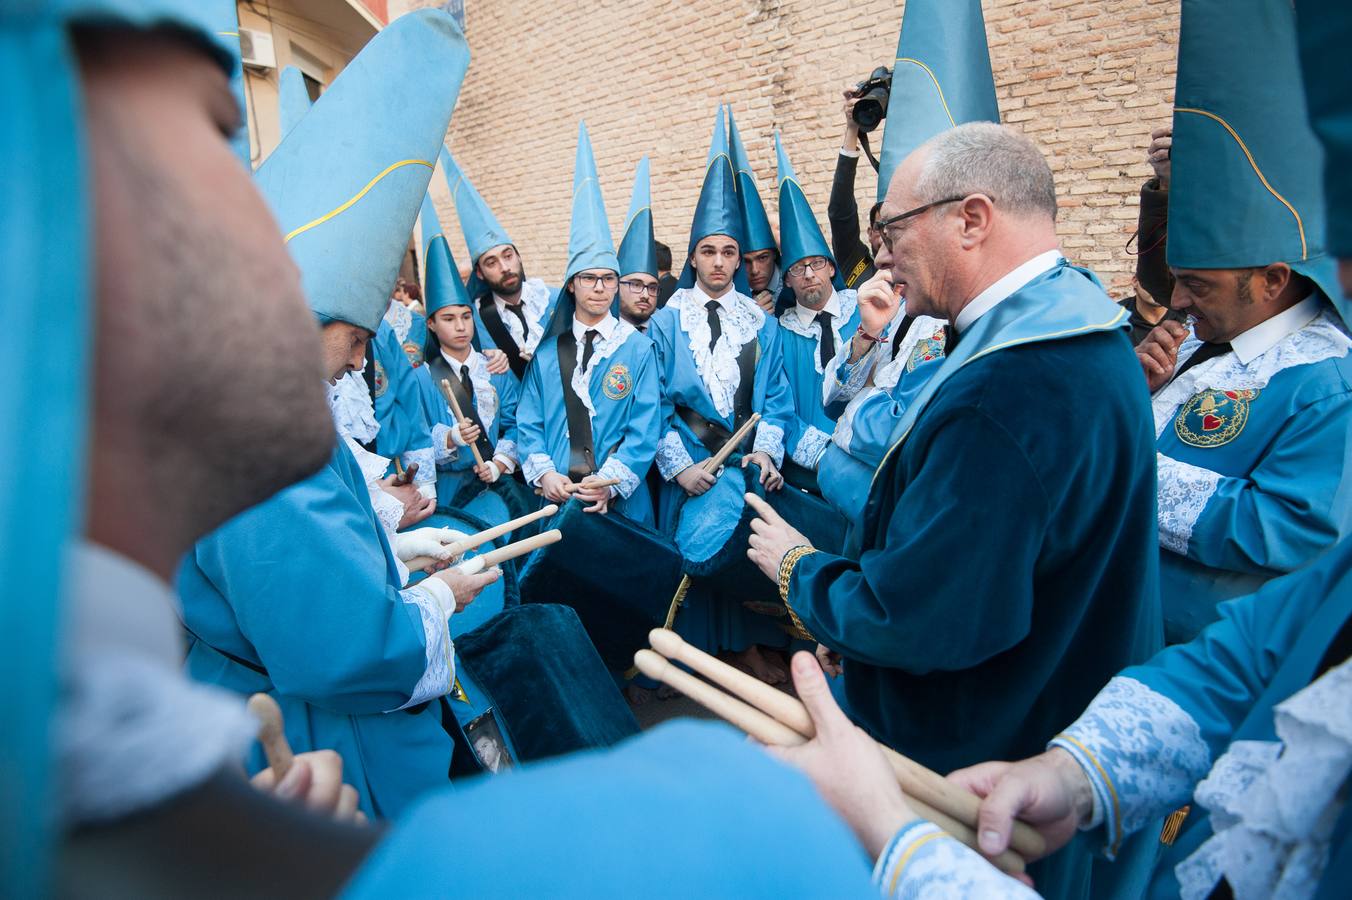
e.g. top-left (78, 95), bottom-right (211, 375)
top-left (247, 694), bottom-right (367, 824)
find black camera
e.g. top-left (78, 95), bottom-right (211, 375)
top-left (851, 66), bottom-right (893, 133)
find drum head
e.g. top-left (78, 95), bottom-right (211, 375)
top-left (674, 467), bottom-right (748, 572)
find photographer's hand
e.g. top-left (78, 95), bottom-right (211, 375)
top-left (842, 83), bottom-right (860, 152)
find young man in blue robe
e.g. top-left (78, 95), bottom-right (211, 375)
top-left (516, 123), bottom-right (661, 524)
top-left (772, 131), bottom-right (862, 479)
top-left (747, 122), bottom-right (1162, 899)
top-left (176, 16), bottom-right (502, 819)
top-left (1131, 0), bottom-right (1352, 645)
top-left (440, 146), bottom-right (560, 380)
top-left (727, 106), bottom-right (791, 315)
top-left (416, 194), bottom-right (521, 513)
top-left (365, 314), bottom-right (438, 499)
top-left (647, 107), bottom-right (800, 682)
top-left (615, 156), bottom-right (661, 335)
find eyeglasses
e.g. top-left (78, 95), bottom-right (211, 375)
top-left (618, 279), bottom-right (659, 296)
top-left (574, 272), bottom-right (619, 289)
top-left (787, 257), bottom-right (831, 278)
top-left (877, 195), bottom-right (991, 251)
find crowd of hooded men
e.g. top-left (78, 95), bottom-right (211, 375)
top-left (13, 0), bottom-right (1352, 897)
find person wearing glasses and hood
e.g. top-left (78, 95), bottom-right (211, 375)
top-left (515, 124), bottom-right (662, 523)
top-left (615, 156), bottom-right (662, 334)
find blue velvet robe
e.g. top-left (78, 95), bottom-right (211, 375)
top-left (516, 323), bottom-right (662, 524)
top-left (1153, 306), bottom-right (1352, 643)
top-left (178, 439), bottom-right (453, 819)
top-left (789, 262), bottom-right (1163, 900)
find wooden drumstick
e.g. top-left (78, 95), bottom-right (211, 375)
top-left (632, 648), bottom-right (1026, 874)
top-left (702, 412), bottom-right (761, 474)
top-left (454, 528), bottom-right (561, 574)
top-left (649, 629), bottom-right (1044, 858)
top-left (247, 693), bottom-right (293, 781)
top-left (439, 377), bottom-right (485, 467)
top-left (402, 504), bottom-right (560, 572)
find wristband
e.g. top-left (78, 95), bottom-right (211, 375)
top-left (855, 325), bottom-right (886, 344)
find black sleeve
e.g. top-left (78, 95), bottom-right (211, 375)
top-left (1134, 180), bottom-right (1174, 306)
top-left (827, 153), bottom-right (875, 289)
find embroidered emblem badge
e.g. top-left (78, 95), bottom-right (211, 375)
top-left (602, 363), bottom-right (632, 400)
top-left (1174, 388), bottom-right (1259, 448)
top-left (906, 326), bottom-right (948, 373)
top-left (401, 340), bottom-right (424, 368)
top-left (372, 359), bottom-right (389, 399)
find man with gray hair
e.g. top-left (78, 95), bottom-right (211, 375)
top-left (747, 121), bottom-right (1162, 895)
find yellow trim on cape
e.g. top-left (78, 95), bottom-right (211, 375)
top-left (896, 57), bottom-right (956, 128)
top-left (1055, 732), bottom-right (1125, 855)
top-left (887, 828), bottom-right (950, 894)
top-left (1175, 107), bottom-right (1308, 259)
top-left (285, 159), bottom-right (433, 243)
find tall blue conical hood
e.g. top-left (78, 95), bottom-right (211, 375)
top-left (617, 156), bottom-right (658, 278)
top-left (1296, 4), bottom-right (1352, 267)
top-left (420, 193), bottom-right (471, 318)
top-left (1, 5), bottom-right (233, 894)
top-left (776, 132), bottom-right (844, 291)
top-left (440, 145), bottom-right (514, 302)
top-left (877, 0), bottom-right (1000, 202)
top-left (255, 10), bottom-right (469, 334)
top-left (1170, 0), bottom-right (1343, 321)
top-left (727, 107), bottom-right (776, 254)
top-left (564, 121), bottom-right (619, 282)
top-left (679, 105), bottom-right (747, 289)
top-left (209, 1), bottom-right (252, 166)
top-left (277, 64), bottom-right (311, 139)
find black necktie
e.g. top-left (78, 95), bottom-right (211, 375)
top-left (504, 302), bottom-right (530, 340)
top-left (815, 310), bottom-right (835, 369)
top-left (706, 300), bottom-right (722, 352)
top-left (581, 329), bottom-right (599, 372)
top-left (459, 364), bottom-right (475, 403)
top-left (1169, 340), bottom-right (1232, 384)
top-left (942, 323), bottom-right (959, 354)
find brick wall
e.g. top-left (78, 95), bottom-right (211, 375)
top-left (394, 0), bottom-right (1179, 297)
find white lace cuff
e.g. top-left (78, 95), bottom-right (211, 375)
top-left (523, 452), bottom-right (556, 487)
top-left (656, 430), bottom-right (696, 481)
top-left (791, 425), bottom-right (831, 469)
top-left (404, 448), bottom-right (437, 488)
top-left (370, 486), bottom-right (405, 540)
top-left (1050, 676), bottom-right (1212, 857)
top-left (873, 820), bottom-right (1037, 899)
top-left (597, 456), bottom-right (639, 499)
top-left (394, 585), bottom-right (455, 710)
top-left (431, 423), bottom-right (456, 465)
top-left (753, 422), bottom-right (786, 467)
top-left (1156, 453), bottom-right (1222, 555)
top-left (494, 439), bottom-right (518, 467)
top-left (825, 344), bottom-right (878, 406)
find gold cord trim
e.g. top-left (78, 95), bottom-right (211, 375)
top-left (284, 159), bottom-right (434, 243)
top-left (1175, 107), bottom-right (1307, 259)
top-left (896, 57), bottom-right (956, 128)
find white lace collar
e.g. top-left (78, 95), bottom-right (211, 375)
top-left (678, 286), bottom-right (764, 417)
top-left (439, 348), bottom-right (498, 433)
top-left (1230, 294), bottom-right (1322, 365)
top-left (1176, 657), bottom-right (1352, 900)
top-left (954, 249), bottom-right (1063, 333)
top-left (1152, 306), bottom-right (1351, 437)
top-left (328, 372), bottom-right (380, 444)
top-left (568, 317), bottom-right (637, 417)
top-left (384, 300), bottom-right (413, 344)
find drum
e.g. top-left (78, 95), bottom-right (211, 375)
top-left (407, 506), bottom-right (520, 636)
top-left (517, 500), bottom-right (685, 670)
top-left (673, 463), bottom-right (848, 634)
top-left (450, 604), bottom-right (638, 773)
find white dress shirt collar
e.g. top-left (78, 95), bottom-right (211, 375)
top-left (691, 282), bottom-right (738, 311)
top-left (1229, 293), bottom-right (1322, 364)
top-left (573, 313), bottom-right (617, 342)
top-left (954, 249), bottom-right (1064, 333)
top-left (790, 290), bottom-right (843, 329)
top-left (440, 346), bottom-right (479, 372)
